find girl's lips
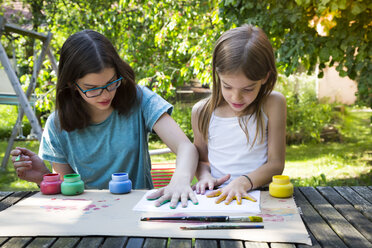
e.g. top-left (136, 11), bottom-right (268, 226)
top-left (232, 103), bottom-right (244, 108)
top-left (99, 100), bottom-right (111, 105)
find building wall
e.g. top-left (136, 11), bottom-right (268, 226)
top-left (317, 66), bottom-right (357, 105)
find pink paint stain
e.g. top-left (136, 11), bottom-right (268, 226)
top-left (258, 214), bottom-right (285, 222)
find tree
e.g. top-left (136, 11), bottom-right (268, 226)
top-left (219, 0), bottom-right (371, 107)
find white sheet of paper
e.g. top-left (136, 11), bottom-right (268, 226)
top-left (133, 190), bottom-right (261, 213)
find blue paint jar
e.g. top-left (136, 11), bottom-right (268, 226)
top-left (61, 174), bottom-right (84, 196)
top-left (109, 173), bottom-right (132, 194)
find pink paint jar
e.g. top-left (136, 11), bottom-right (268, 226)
top-left (40, 173), bottom-right (62, 195)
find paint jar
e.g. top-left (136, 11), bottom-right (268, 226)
top-left (61, 174), bottom-right (84, 196)
top-left (109, 172), bottom-right (132, 194)
top-left (40, 173), bottom-right (62, 195)
top-left (269, 175), bottom-right (294, 198)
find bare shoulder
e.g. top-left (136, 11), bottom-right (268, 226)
top-left (192, 98), bottom-right (209, 116)
top-left (263, 91), bottom-right (286, 115)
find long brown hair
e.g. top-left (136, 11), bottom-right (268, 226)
top-left (56, 30), bottom-right (138, 131)
top-left (198, 24), bottom-right (277, 146)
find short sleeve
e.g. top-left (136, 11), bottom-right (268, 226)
top-left (139, 86), bottom-right (173, 132)
top-left (39, 112), bottom-right (68, 164)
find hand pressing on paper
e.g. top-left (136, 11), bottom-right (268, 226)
top-left (206, 176), bottom-right (256, 205)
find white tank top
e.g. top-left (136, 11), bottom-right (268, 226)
top-left (208, 110), bottom-right (268, 186)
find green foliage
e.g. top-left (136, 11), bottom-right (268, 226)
top-left (0, 106), bottom-right (31, 140)
top-left (275, 74), bottom-right (334, 144)
top-left (149, 102), bottom-right (193, 142)
top-left (220, 0), bottom-right (372, 107)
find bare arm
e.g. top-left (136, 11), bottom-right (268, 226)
top-left (191, 101), bottom-right (230, 194)
top-left (245, 91), bottom-right (286, 188)
top-left (147, 113), bottom-right (199, 208)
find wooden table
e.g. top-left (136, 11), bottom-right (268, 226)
top-left (0, 186), bottom-right (371, 248)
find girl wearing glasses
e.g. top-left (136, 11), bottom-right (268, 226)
top-left (11, 30), bottom-right (198, 209)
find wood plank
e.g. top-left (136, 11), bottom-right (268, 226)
top-left (26, 237), bottom-right (56, 248)
top-left (301, 187), bottom-right (371, 248)
top-left (351, 186), bottom-right (372, 204)
top-left (297, 229), bottom-right (321, 248)
top-left (125, 237), bottom-right (145, 248)
top-left (0, 237), bottom-right (9, 246)
top-left (243, 241), bottom-right (269, 248)
top-left (50, 237), bottom-right (80, 248)
top-left (0, 237), bottom-right (32, 248)
top-left (318, 186), bottom-right (372, 243)
top-left (101, 237), bottom-right (128, 248)
top-left (270, 243), bottom-right (295, 248)
top-left (293, 187), bottom-right (347, 248)
top-left (169, 238), bottom-right (192, 248)
top-left (334, 186), bottom-right (372, 221)
top-left (220, 240), bottom-right (244, 248)
top-left (0, 192), bottom-right (12, 201)
top-left (0, 191), bottom-right (31, 211)
top-left (76, 237), bottom-right (104, 248)
top-left (195, 239), bottom-right (217, 248)
top-left (143, 238), bottom-right (167, 248)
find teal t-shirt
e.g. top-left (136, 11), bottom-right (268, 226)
top-left (39, 86), bottom-right (172, 189)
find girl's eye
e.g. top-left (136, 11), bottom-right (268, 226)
top-left (244, 88), bottom-right (254, 92)
top-left (223, 85), bottom-right (231, 89)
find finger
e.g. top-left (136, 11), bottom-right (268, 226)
top-left (215, 193), bottom-right (227, 204)
top-left (13, 161), bottom-right (32, 170)
top-left (180, 193), bottom-right (189, 208)
top-left (224, 195), bottom-right (234, 205)
top-left (200, 183), bottom-right (208, 195)
top-left (189, 191), bottom-right (198, 205)
top-left (206, 189), bottom-right (221, 198)
top-left (242, 193), bottom-right (257, 202)
top-left (169, 193), bottom-right (180, 209)
top-left (146, 188), bottom-right (164, 200)
top-left (236, 195), bottom-right (242, 205)
top-left (215, 174), bottom-right (231, 186)
top-left (208, 181), bottom-right (215, 191)
top-left (16, 147), bottom-right (36, 157)
top-left (10, 149), bottom-right (21, 156)
top-left (154, 195), bottom-right (171, 207)
top-left (194, 183), bottom-right (200, 194)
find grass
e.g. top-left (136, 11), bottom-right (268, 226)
top-left (0, 107), bottom-right (371, 191)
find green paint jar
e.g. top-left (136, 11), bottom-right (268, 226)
top-left (61, 174), bottom-right (84, 196)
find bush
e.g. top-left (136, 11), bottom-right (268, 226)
top-left (0, 105), bottom-right (32, 140)
top-left (149, 102), bottom-right (194, 142)
top-left (276, 74), bottom-right (335, 144)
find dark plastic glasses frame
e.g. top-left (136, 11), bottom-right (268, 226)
top-left (75, 76), bottom-right (123, 98)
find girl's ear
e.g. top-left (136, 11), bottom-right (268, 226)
top-left (261, 72), bottom-right (270, 85)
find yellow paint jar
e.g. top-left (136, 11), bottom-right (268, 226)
top-left (269, 175), bottom-right (294, 198)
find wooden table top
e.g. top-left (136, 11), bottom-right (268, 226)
top-left (0, 186), bottom-right (371, 248)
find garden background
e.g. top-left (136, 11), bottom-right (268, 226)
top-left (0, 0), bottom-right (371, 190)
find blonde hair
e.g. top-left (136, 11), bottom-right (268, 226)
top-left (198, 24), bottom-right (277, 146)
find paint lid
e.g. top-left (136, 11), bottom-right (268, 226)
top-left (43, 173), bottom-right (61, 182)
top-left (63, 174), bottom-right (81, 182)
top-left (272, 175), bottom-right (290, 184)
top-left (111, 172), bottom-right (129, 181)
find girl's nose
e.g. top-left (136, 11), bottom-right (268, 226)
top-left (231, 90), bottom-right (242, 101)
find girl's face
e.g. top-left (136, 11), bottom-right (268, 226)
top-left (219, 71), bottom-right (265, 114)
top-left (75, 67), bottom-right (118, 114)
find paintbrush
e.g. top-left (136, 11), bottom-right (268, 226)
top-left (180, 224), bottom-right (264, 230)
top-left (141, 215), bottom-right (263, 222)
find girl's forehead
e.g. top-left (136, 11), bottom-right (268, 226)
top-left (77, 68), bottom-right (116, 85)
top-left (219, 72), bottom-right (259, 87)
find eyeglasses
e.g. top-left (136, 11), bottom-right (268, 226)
top-left (75, 76), bottom-right (123, 98)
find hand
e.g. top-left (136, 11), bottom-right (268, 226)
top-left (11, 147), bottom-right (50, 184)
top-left (206, 176), bottom-right (256, 205)
top-left (146, 177), bottom-right (198, 209)
top-left (194, 174), bottom-right (231, 195)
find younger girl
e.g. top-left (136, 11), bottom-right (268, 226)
top-left (192, 24), bottom-right (286, 204)
top-left (12, 30), bottom-right (198, 209)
